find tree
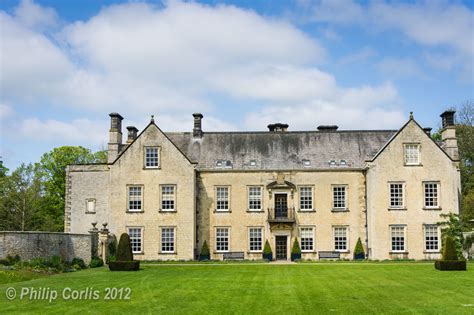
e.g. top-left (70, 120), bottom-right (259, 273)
top-left (0, 164), bottom-right (44, 231)
top-left (437, 213), bottom-right (468, 257)
top-left (36, 146), bottom-right (107, 231)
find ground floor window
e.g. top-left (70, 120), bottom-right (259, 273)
top-left (249, 227), bottom-right (263, 251)
top-left (300, 227), bottom-right (314, 252)
top-left (127, 227), bottom-right (143, 254)
top-left (161, 227), bottom-right (175, 253)
top-left (391, 226), bottom-right (406, 252)
top-left (333, 227), bottom-right (348, 251)
top-left (424, 225), bottom-right (439, 251)
top-left (216, 228), bottom-right (229, 252)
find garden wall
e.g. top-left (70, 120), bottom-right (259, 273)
top-left (0, 231), bottom-right (93, 263)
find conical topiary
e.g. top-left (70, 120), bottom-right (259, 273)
top-left (291, 238), bottom-right (301, 261)
top-left (354, 237), bottom-right (365, 260)
top-left (263, 240), bottom-right (273, 261)
top-left (199, 241), bottom-right (210, 260)
top-left (442, 236), bottom-right (458, 261)
top-left (116, 233), bottom-right (133, 261)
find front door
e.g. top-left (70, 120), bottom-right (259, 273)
top-left (274, 194), bottom-right (288, 218)
top-left (275, 236), bottom-right (287, 260)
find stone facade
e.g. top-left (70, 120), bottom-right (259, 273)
top-left (0, 232), bottom-right (93, 263)
top-left (65, 111), bottom-right (460, 261)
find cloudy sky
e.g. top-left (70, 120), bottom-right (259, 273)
top-left (0, 0), bottom-right (473, 170)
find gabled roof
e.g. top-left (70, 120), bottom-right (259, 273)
top-left (166, 130), bottom-right (397, 170)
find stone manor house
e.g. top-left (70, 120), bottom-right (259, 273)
top-left (65, 110), bottom-right (460, 261)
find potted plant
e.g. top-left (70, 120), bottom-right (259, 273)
top-left (291, 238), bottom-right (301, 261)
top-left (108, 233), bottom-right (140, 271)
top-left (435, 236), bottom-right (467, 271)
top-left (353, 237), bottom-right (365, 260)
top-left (199, 241), bottom-right (210, 261)
top-left (263, 240), bottom-right (273, 261)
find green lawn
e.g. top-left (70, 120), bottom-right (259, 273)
top-left (1, 263), bottom-right (473, 314)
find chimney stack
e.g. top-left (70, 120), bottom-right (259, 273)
top-left (126, 126), bottom-right (139, 143)
top-left (108, 113), bottom-right (123, 163)
top-left (267, 123), bottom-right (289, 132)
top-left (193, 113), bottom-right (203, 138)
top-left (440, 110), bottom-right (458, 160)
top-left (317, 125), bottom-right (339, 132)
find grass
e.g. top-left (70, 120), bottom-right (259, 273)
top-left (1, 262), bottom-right (473, 314)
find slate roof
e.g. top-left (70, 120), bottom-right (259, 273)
top-left (165, 130), bottom-right (397, 170)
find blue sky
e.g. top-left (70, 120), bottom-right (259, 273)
top-left (0, 0), bottom-right (473, 170)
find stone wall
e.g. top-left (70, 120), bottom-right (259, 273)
top-left (0, 232), bottom-right (93, 263)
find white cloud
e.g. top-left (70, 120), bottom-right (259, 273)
top-left (339, 46), bottom-right (377, 65)
top-left (13, 0), bottom-right (58, 30)
top-left (0, 104), bottom-right (13, 121)
top-left (376, 58), bottom-right (428, 80)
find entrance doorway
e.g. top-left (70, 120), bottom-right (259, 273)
top-left (275, 236), bottom-right (288, 260)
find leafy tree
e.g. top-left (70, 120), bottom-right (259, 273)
top-left (36, 146), bottom-right (107, 231)
top-left (0, 163), bottom-right (44, 231)
top-left (437, 213), bottom-right (468, 257)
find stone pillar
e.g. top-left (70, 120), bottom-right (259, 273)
top-left (99, 223), bottom-right (110, 263)
top-left (89, 222), bottom-right (99, 259)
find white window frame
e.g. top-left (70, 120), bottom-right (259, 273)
top-left (160, 227), bottom-right (176, 253)
top-left (423, 181), bottom-right (441, 209)
top-left (160, 185), bottom-right (176, 211)
top-left (404, 143), bottom-right (421, 165)
top-left (299, 186), bottom-right (314, 211)
top-left (332, 185), bottom-right (347, 210)
top-left (248, 186), bottom-right (263, 211)
top-left (127, 227), bottom-right (143, 254)
top-left (216, 227), bottom-right (230, 252)
top-left (215, 186), bottom-right (230, 212)
top-left (388, 182), bottom-right (405, 209)
top-left (144, 146), bottom-right (160, 169)
top-left (248, 227), bottom-right (263, 252)
top-left (424, 225), bottom-right (440, 252)
top-left (390, 225), bottom-right (406, 253)
top-left (127, 185), bottom-right (143, 212)
top-left (86, 198), bottom-right (96, 213)
top-left (300, 227), bottom-right (315, 252)
top-left (333, 226), bottom-right (348, 252)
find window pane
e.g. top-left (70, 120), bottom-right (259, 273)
top-left (161, 186), bottom-right (175, 210)
top-left (333, 186), bottom-right (346, 209)
top-left (424, 183), bottom-right (439, 207)
top-left (128, 186), bottom-right (142, 211)
top-left (405, 144), bottom-right (420, 164)
top-left (300, 187), bottom-right (313, 210)
top-left (248, 187), bottom-right (262, 210)
top-left (334, 227), bottom-right (347, 251)
top-left (145, 147), bottom-right (159, 167)
top-left (216, 228), bottom-right (229, 252)
top-left (301, 227), bottom-right (314, 251)
top-left (249, 228), bottom-right (262, 251)
top-left (424, 225), bottom-right (439, 251)
top-left (128, 228), bottom-right (142, 253)
top-left (391, 226), bottom-right (405, 251)
top-left (390, 183), bottom-right (404, 208)
top-left (161, 228), bottom-right (175, 253)
top-left (216, 187), bottom-right (229, 210)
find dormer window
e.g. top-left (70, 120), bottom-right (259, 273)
top-left (216, 160), bottom-right (223, 167)
top-left (216, 160), bottom-right (232, 169)
top-left (302, 159), bottom-right (311, 167)
top-left (144, 147), bottom-right (160, 168)
top-left (404, 144), bottom-right (420, 165)
top-left (329, 160), bottom-right (337, 167)
top-left (249, 160), bottom-right (257, 166)
top-left (340, 160), bottom-right (347, 166)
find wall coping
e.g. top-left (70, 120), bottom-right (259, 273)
top-left (0, 231), bottom-right (91, 237)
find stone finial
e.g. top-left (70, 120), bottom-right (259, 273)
top-left (151, 115), bottom-right (155, 123)
top-left (409, 112), bottom-right (414, 120)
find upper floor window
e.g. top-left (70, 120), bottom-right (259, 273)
top-left (86, 198), bottom-right (96, 213)
top-left (389, 182), bottom-right (405, 209)
top-left (145, 147), bottom-right (160, 168)
top-left (299, 186), bottom-right (313, 211)
top-left (248, 187), bottom-right (262, 211)
top-left (249, 227), bottom-right (263, 252)
top-left (390, 226), bottom-right (406, 252)
top-left (404, 144), bottom-right (420, 165)
top-left (424, 182), bottom-right (440, 209)
top-left (216, 227), bottom-right (229, 252)
top-left (161, 227), bottom-right (175, 253)
top-left (161, 185), bottom-right (176, 211)
top-left (128, 227), bottom-right (143, 254)
top-left (128, 186), bottom-right (143, 211)
top-left (333, 186), bottom-right (347, 210)
top-left (333, 226), bottom-right (348, 251)
top-left (300, 227), bottom-right (315, 252)
top-left (424, 225), bottom-right (439, 252)
top-left (216, 187), bottom-right (230, 211)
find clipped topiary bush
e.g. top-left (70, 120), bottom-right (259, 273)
top-left (354, 238), bottom-right (365, 260)
top-left (291, 239), bottom-right (301, 261)
top-left (199, 241), bottom-right (210, 261)
top-left (89, 257), bottom-right (104, 268)
top-left (108, 233), bottom-right (140, 271)
top-left (263, 240), bottom-right (273, 261)
top-left (435, 236), bottom-right (466, 271)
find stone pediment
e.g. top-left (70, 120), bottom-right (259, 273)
top-left (270, 223), bottom-right (294, 231)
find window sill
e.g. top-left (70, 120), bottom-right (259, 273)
top-left (331, 209), bottom-right (349, 213)
top-left (85, 211), bottom-right (96, 214)
top-left (423, 207), bottom-right (442, 211)
top-left (159, 252), bottom-right (177, 255)
top-left (126, 210), bottom-right (144, 213)
top-left (246, 209), bottom-right (264, 213)
top-left (301, 251), bottom-right (317, 254)
top-left (423, 251), bottom-right (440, 254)
top-left (214, 251), bottom-right (229, 254)
top-left (214, 210), bottom-right (231, 213)
top-left (404, 163), bottom-right (423, 167)
top-left (388, 207), bottom-right (407, 211)
top-left (133, 252), bottom-right (145, 255)
top-left (143, 167), bottom-right (161, 170)
top-left (247, 251), bottom-right (263, 254)
top-left (298, 210), bottom-right (316, 213)
top-left (334, 250), bottom-right (350, 253)
top-left (389, 251), bottom-right (409, 254)
top-left (159, 210), bottom-right (177, 213)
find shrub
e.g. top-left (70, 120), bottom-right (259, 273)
top-left (89, 257), bottom-right (104, 268)
top-left (354, 238), bottom-right (365, 260)
top-left (108, 238), bottom-right (117, 258)
top-left (291, 239), bottom-right (301, 261)
top-left (443, 236), bottom-right (458, 261)
top-left (199, 241), bottom-right (210, 261)
top-left (108, 261), bottom-right (140, 271)
top-left (435, 260), bottom-right (466, 271)
top-left (263, 240), bottom-right (273, 261)
top-left (0, 259), bottom-right (9, 266)
top-left (0, 255), bottom-right (21, 266)
top-left (71, 258), bottom-right (87, 269)
top-left (116, 233), bottom-right (133, 261)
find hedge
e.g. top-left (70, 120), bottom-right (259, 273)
top-left (108, 261), bottom-right (140, 271)
top-left (435, 260), bottom-right (466, 271)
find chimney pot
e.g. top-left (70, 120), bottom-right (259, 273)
top-left (440, 110), bottom-right (455, 128)
top-left (193, 113), bottom-right (204, 138)
top-left (423, 127), bottom-right (432, 136)
top-left (267, 123), bottom-right (289, 132)
top-left (126, 126), bottom-right (139, 143)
